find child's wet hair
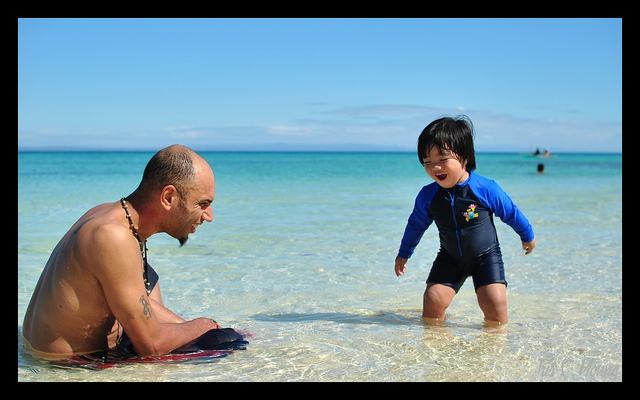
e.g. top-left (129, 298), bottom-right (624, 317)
top-left (417, 115), bottom-right (476, 172)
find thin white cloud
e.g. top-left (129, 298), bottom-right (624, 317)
top-left (167, 126), bottom-right (202, 138)
top-left (18, 104), bottom-right (622, 153)
top-left (304, 104), bottom-right (622, 152)
top-left (267, 126), bottom-right (315, 137)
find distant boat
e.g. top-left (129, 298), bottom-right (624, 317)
top-left (520, 153), bottom-right (557, 159)
top-left (520, 148), bottom-right (557, 158)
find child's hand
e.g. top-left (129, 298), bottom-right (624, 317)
top-left (522, 238), bottom-right (536, 254)
top-left (395, 256), bottom-right (408, 276)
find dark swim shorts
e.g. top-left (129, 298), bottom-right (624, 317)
top-left (146, 262), bottom-right (159, 293)
top-left (426, 245), bottom-right (507, 293)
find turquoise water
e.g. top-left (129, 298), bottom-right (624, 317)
top-left (17, 152), bottom-right (622, 381)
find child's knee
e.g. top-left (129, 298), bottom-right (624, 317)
top-left (423, 284), bottom-right (455, 310)
top-left (477, 283), bottom-right (508, 322)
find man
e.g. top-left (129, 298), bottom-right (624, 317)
top-left (23, 145), bottom-right (231, 358)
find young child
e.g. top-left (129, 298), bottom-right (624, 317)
top-left (395, 116), bottom-right (536, 325)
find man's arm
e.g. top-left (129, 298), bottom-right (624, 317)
top-left (147, 282), bottom-right (186, 323)
top-left (92, 225), bottom-right (217, 356)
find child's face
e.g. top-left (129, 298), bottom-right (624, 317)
top-left (422, 146), bottom-right (469, 188)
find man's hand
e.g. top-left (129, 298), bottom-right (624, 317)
top-left (395, 256), bottom-right (408, 277)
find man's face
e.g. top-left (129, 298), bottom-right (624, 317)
top-left (171, 164), bottom-right (215, 247)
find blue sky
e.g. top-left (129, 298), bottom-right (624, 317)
top-left (18, 18), bottom-right (622, 152)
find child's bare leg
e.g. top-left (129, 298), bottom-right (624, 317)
top-left (422, 283), bottom-right (456, 324)
top-left (476, 283), bottom-right (508, 324)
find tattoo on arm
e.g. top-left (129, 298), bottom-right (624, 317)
top-left (139, 295), bottom-right (152, 320)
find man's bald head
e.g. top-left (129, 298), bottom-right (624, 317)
top-left (137, 145), bottom-right (209, 198)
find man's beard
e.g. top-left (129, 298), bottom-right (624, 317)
top-left (176, 197), bottom-right (190, 248)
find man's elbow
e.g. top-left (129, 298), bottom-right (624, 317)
top-left (131, 337), bottom-right (170, 357)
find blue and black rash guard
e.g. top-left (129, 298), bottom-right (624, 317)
top-left (398, 171), bottom-right (534, 262)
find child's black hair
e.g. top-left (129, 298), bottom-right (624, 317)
top-left (417, 115), bottom-right (476, 172)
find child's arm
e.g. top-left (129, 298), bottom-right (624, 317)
top-left (397, 185), bottom-right (437, 257)
top-left (394, 256), bottom-right (408, 276)
top-left (472, 175), bottom-right (535, 245)
top-left (396, 185), bottom-right (437, 276)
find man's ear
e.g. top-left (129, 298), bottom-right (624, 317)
top-left (160, 185), bottom-right (178, 210)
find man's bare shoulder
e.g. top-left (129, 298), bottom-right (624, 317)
top-left (70, 203), bottom-right (139, 262)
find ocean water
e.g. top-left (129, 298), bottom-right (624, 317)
top-left (17, 151), bottom-right (622, 381)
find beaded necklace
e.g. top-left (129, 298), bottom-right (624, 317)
top-left (120, 198), bottom-right (151, 295)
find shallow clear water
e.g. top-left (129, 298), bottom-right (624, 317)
top-left (18, 152), bottom-right (622, 381)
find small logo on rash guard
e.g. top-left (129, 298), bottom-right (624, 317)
top-left (463, 204), bottom-right (479, 221)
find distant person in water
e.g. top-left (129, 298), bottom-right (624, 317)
top-left (23, 145), bottom-right (242, 359)
top-left (537, 163), bottom-right (545, 174)
top-left (394, 116), bottom-right (536, 325)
